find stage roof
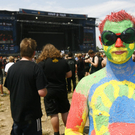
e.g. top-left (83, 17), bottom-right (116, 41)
top-left (0, 9), bottom-right (96, 26)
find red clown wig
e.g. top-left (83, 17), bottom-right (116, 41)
top-left (98, 10), bottom-right (135, 34)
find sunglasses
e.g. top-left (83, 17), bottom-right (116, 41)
top-left (101, 27), bottom-right (135, 46)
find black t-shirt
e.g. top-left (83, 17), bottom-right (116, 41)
top-left (77, 59), bottom-right (85, 75)
top-left (38, 58), bottom-right (70, 90)
top-left (98, 56), bottom-right (103, 70)
top-left (90, 56), bottom-right (103, 74)
top-left (4, 60), bottom-right (46, 122)
top-left (67, 58), bottom-right (76, 74)
top-left (2, 58), bottom-right (6, 68)
top-left (0, 61), bottom-right (2, 75)
top-left (0, 61), bottom-right (2, 68)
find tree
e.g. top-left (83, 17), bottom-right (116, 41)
top-left (96, 46), bottom-right (100, 51)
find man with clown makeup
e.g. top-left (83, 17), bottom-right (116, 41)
top-left (65, 10), bottom-right (135, 135)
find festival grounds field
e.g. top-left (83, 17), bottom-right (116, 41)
top-left (0, 82), bottom-right (89, 135)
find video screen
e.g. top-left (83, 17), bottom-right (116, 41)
top-left (83, 32), bottom-right (94, 43)
top-left (0, 31), bottom-right (13, 44)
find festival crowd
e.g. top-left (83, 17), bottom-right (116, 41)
top-left (0, 43), bottom-right (135, 135)
top-left (0, 44), bottom-right (106, 135)
top-left (1, 9), bottom-right (135, 135)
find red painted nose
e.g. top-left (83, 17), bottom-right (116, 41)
top-left (115, 38), bottom-right (123, 47)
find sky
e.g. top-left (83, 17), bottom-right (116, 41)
top-left (1, 0), bottom-right (135, 48)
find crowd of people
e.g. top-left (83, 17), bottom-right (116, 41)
top-left (0, 49), bottom-right (107, 95)
top-left (64, 50), bottom-right (107, 93)
top-left (0, 43), bottom-right (135, 134)
top-left (0, 42), bottom-right (106, 135)
top-left (1, 10), bottom-right (135, 135)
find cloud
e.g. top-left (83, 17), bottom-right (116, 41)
top-left (93, 0), bottom-right (135, 48)
top-left (1, 0), bottom-right (135, 20)
top-left (0, 4), bottom-right (17, 11)
top-left (62, 1), bottom-right (135, 19)
top-left (26, 0), bottom-right (135, 23)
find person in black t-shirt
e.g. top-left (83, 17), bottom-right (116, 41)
top-left (88, 50), bottom-right (103, 74)
top-left (84, 55), bottom-right (90, 76)
top-left (96, 52), bottom-right (103, 70)
top-left (37, 44), bottom-right (72, 135)
top-left (4, 38), bottom-right (47, 135)
top-left (2, 57), bottom-right (7, 76)
top-left (76, 53), bottom-right (85, 81)
top-left (67, 52), bottom-right (77, 93)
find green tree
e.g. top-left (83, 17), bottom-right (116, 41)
top-left (96, 46), bottom-right (100, 51)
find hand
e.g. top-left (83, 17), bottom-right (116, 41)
top-left (88, 59), bottom-right (92, 63)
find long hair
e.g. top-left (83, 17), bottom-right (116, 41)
top-left (37, 44), bottom-right (61, 63)
top-left (98, 10), bottom-right (135, 34)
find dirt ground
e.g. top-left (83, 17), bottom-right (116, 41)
top-left (0, 81), bottom-right (89, 135)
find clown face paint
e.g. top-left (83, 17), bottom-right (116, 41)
top-left (103, 20), bottom-right (135, 64)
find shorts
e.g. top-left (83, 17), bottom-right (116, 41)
top-left (11, 118), bottom-right (42, 135)
top-left (0, 74), bottom-right (3, 84)
top-left (44, 89), bottom-right (70, 116)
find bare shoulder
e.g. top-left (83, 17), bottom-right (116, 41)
top-left (75, 68), bottom-right (106, 97)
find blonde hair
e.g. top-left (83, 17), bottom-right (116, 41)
top-left (37, 44), bottom-right (61, 63)
top-left (77, 53), bottom-right (82, 58)
top-left (8, 56), bottom-right (14, 62)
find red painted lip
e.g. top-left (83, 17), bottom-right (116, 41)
top-left (112, 51), bottom-right (127, 55)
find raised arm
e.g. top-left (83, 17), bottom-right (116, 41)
top-left (89, 56), bottom-right (99, 68)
